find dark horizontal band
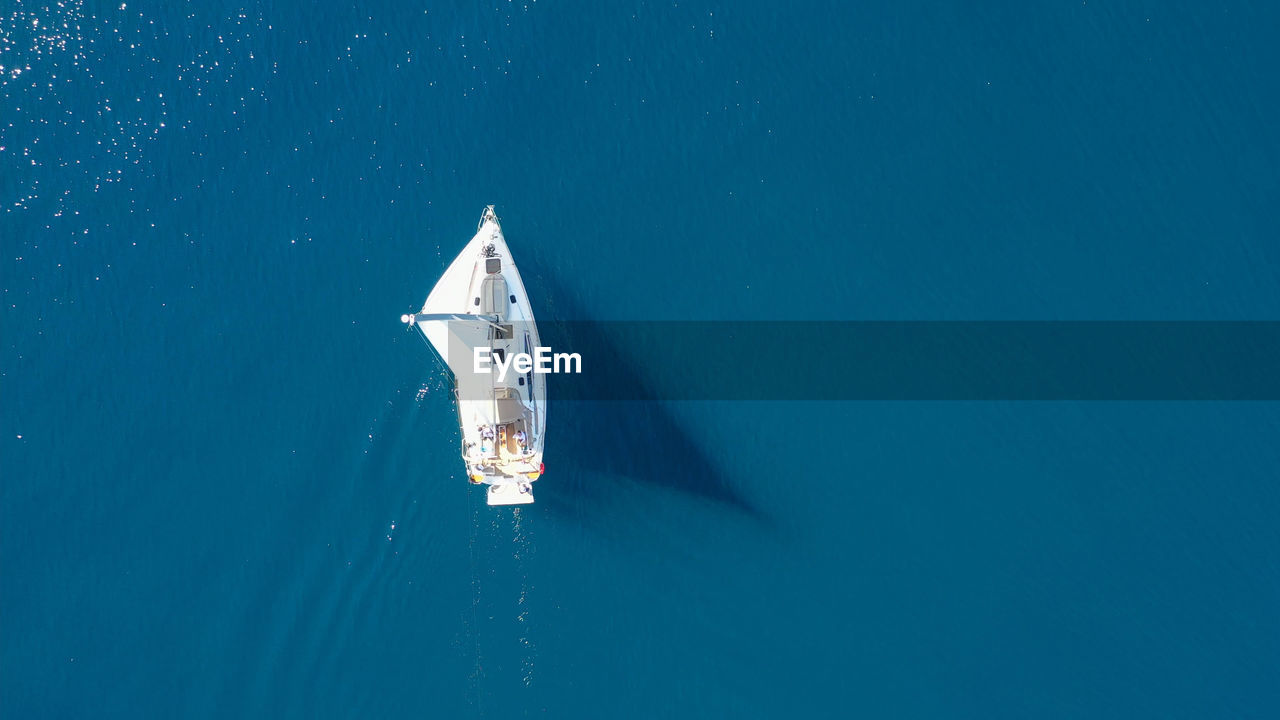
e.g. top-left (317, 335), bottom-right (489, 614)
top-left (512, 321), bottom-right (1280, 401)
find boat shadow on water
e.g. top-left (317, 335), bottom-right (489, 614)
top-left (526, 273), bottom-right (770, 528)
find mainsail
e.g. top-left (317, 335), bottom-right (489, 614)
top-left (409, 313), bottom-right (499, 403)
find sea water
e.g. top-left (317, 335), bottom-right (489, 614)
top-left (3, 1), bottom-right (1279, 717)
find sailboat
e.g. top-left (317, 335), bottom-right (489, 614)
top-left (402, 206), bottom-right (546, 505)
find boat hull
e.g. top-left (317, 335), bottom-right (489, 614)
top-left (407, 207), bottom-right (546, 505)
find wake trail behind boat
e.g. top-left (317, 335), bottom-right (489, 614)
top-left (512, 508), bottom-right (537, 687)
top-left (466, 499), bottom-right (485, 716)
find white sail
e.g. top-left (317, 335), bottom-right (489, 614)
top-left (416, 315), bottom-right (494, 405)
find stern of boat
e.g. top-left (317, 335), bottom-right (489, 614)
top-left (486, 481), bottom-right (535, 506)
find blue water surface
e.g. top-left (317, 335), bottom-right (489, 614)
top-left (3, 1), bottom-right (1279, 717)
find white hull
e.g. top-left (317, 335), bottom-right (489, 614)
top-left (404, 207), bottom-right (546, 505)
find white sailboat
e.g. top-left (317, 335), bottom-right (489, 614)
top-left (402, 206), bottom-right (546, 505)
